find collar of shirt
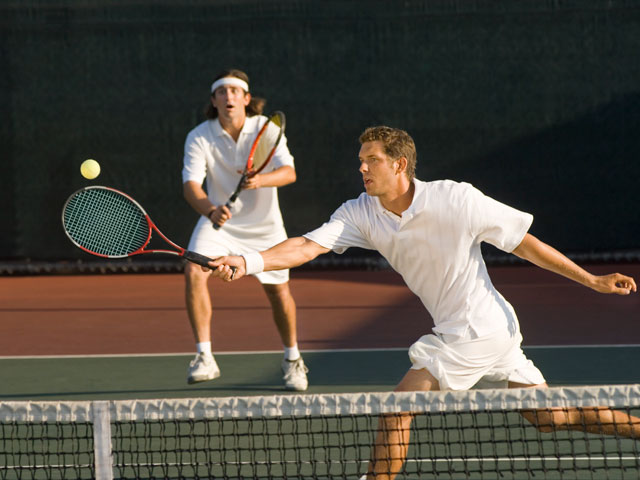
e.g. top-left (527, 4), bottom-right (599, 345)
top-left (211, 116), bottom-right (262, 141)
top-left (371, 178), bottom-right (427, 227)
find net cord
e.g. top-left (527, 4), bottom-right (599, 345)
top-left (3, 385), bottom-right (640, 423)
top-left (2, 385), bottom-right (640, 479)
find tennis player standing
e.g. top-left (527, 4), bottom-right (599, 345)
top-left (181, 69), bottom-right (308, 391)
top-left (208, 126), bottom-right (638, 478)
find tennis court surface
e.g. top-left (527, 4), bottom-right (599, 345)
top-left (1, 265), bottom-right (639, 479)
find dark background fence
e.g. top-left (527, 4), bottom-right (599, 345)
top-left (1, 0), bottom-right (639, 272)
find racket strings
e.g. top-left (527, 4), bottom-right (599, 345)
top-left (251, 118), bottom-right (283, 171)
top-left (63, 189), bottom-right (149, 257)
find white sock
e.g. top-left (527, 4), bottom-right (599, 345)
top-left (284, 344), bottom-right (300, 361)
top-left (196, 341), bottom-right (212, 357)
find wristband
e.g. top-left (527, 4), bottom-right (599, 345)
top-left (242, 252), bottom-right (264, 275)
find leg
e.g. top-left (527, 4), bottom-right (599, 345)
top-left (511, 381), bottom-right (640, 438)
top-left (185, 261), bottom-right (213, 343)
top-left (365, 368), bottom-right (440, 480)
top-left (184, 262), bottom-right (219, 383)
top-left (262, 282), bottom-right (308, 391)
top-left (261, 282), bottom-right (297, 348)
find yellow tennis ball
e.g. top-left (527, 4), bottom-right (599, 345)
top-left (80, 159), bottom-right (100, 179)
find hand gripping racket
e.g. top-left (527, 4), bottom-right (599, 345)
top-left (213, 111), bottom-right (286, 230)
top-left (62, 186), bottom-right (214, 267)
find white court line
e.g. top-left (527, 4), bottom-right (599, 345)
top-left (0, 347), bottom-right (406, 360)
top-left (0, 344), bottom-right (639, 360)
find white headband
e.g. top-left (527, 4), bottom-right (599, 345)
top-left (210, 77), bottom-right (249, 93)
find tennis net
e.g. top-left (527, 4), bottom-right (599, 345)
top-left (1, 385), bottom-right (640, 479)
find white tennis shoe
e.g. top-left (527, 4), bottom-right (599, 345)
top-left (281, 357), bottom-right (309, 391)
top-left (187, 353), bottom-right (221, 384)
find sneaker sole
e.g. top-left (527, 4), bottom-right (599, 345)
top-left (285, 383), bottom-right (308, 392)
top-left (187, 371), bottom-right (221, 385)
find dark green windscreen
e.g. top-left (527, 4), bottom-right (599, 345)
top-left (2, 1), bottom-right (639, 264)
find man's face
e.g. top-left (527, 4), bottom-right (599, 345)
top-left (211, 82), bottom-right (251, 119)
top-left (358, 141), bottom-right (399, 196)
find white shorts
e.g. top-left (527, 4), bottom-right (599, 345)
top-left (408, 327), bottom-right (545, 391)
top-left (187, 216), bottom-right (289, 285)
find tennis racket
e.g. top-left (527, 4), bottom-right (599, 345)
top-left (213, 111), bottom-right (286, 230)
top-left (62, 186), bottom-right (214, 267)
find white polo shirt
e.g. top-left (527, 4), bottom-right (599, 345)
top-left (182, 115), bottom-right (295, 237)
top-left (303, 179), bottom-right (533, 338)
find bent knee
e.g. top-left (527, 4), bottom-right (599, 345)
top-left (185, 261), bottom-right (210, 284)
top-left (262, 282), bottom-right (291, 298)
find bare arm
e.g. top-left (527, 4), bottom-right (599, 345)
top-left (243, 165), bottom-right (296, 190)
top-left (512, 233), bottom-right (637, 295)
top-left (183, 180), bottom-right (213, 216)
top-left (183, 180), bottom-right (231, 227)
top-left (208, 236), bottom-right (330, 281)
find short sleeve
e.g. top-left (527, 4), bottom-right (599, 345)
top-left (303, 201), bottom-right (374, 254)
top-left (182, 129), bottom-right (208, 185)
top-left (465, 185), bottom-right (533, 252)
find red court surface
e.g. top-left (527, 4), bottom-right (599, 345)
top-left (1, 264), bottom-right (639, 357)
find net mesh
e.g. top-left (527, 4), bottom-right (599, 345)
top-left (62, 188), bottom-right (149, 257)
top-left (1, 386), bottom-right (640, 479)
top-left (251, 113), bottom-right (284, 171)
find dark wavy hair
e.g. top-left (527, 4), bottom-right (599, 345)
top-left (358, 126), bottom-right (417, 181)
top-left (204, 68), bottom-right (266, 119)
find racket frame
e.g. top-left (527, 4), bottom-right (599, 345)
top-left (62, 186), bottom-right (213, 267)
top-left (213, 111), bottom-right (286, 229)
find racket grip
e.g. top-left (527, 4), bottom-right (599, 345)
top-left (211, 201), bottom-right (233, 230)
top-left (183, 250), bottom-right (214, 267)
top-left (182, 250), bottom-right (238, 278)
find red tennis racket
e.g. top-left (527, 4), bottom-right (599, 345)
top-left (62, 186), bottom-right (214, 267)
top-left (213, 111), bottom-right (286, 230)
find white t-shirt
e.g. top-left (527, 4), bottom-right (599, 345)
top-left (182, 115), bottom-right (295, 237)
top-left (303, 179), bottom-right (533, 338)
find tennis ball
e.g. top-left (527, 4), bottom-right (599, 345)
top-left (80, 159), bottom-right (100, 180)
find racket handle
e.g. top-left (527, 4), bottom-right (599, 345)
top-left (183, 250), bottom-right (237, 278)
top-left (183, 250), bottom-right (214, 267)
top-left (211, 201), bottom-right (233, 230)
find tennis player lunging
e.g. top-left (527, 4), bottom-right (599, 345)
top-left (208, 125), bottom-right (639, 478)
top-left (181, 69), bottom-right (308, 391)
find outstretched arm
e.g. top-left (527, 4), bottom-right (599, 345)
top-left (512, 233), bottom-right (636, 295)
top-left (208, 236), bottom-right (331, 281)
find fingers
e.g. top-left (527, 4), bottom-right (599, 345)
top-left (206, 257), bottom-right (243, 282)
top-left (208, 264), bottom-right (235, 281)
top-left (592, 273), bottom-right (637, 295)
top-left (242, 174), bottom-right (261, 190)
top-left (210, 205), bottom-right (232, 227)
top-left (615, 274), bottom-right (637, 294)
top-left (607, 273), bottom-right (637, 295)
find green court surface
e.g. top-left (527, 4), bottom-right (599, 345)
top-left (1, 346), bottom-right (639, 401)
top-left (1, 347), bottom-right (640, 479)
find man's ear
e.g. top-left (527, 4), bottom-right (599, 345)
top-left (395, 156), bottom-right (408, 175)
